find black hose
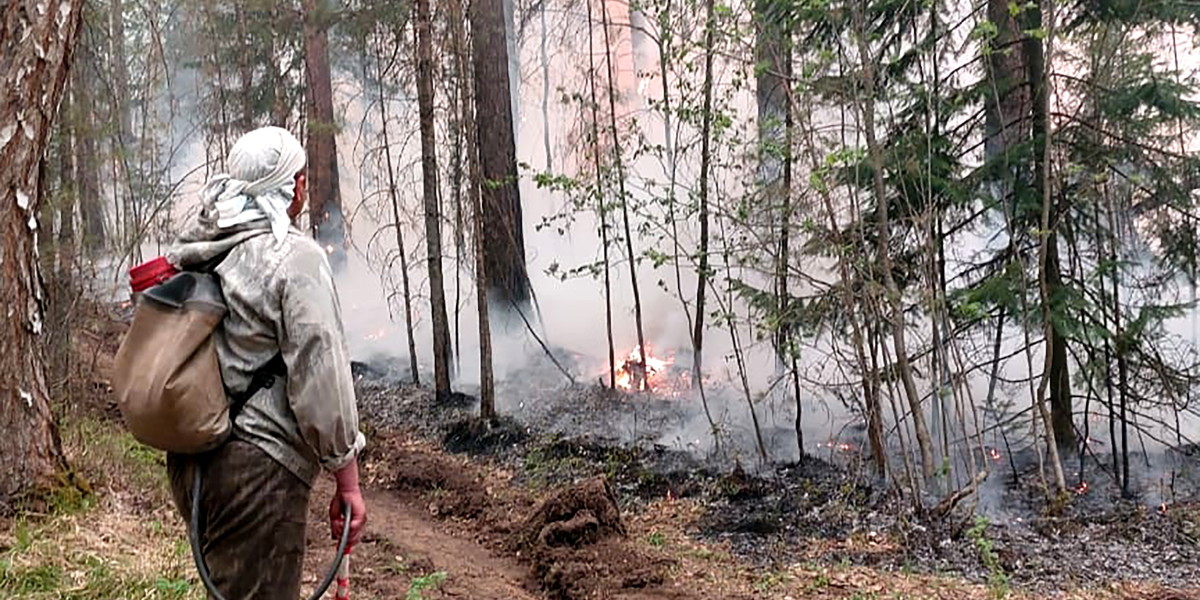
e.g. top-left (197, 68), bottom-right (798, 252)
top-left (190, 466), bottom-right (352, 600)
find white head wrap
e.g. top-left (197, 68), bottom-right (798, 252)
top-left (203, 126), bottom-right (307, 244)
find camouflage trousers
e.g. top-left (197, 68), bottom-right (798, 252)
top-left (168, 439), bottom-right (310, 600)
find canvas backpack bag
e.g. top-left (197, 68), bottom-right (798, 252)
top-left (113, 249), bottom-right (282, 454)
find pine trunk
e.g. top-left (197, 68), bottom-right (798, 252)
top-left (0, 0), bottom-right (85, 508)
top-left (450, 0), bottom-right (495, 417)
top-left (416, 0), bottom-right (454, 397)
top-left (470, 0), bottom-right (530, 316)
top-left (74, 35), bottom-right (104, 254)
top-left (111, 0), bottom-right (133, 252)
top-left (303, 0), bottom-right (346, 270)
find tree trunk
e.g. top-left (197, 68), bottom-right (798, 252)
top-left (375, 32), bottom-right (420, 386)
top-left (0, 0), bottom-right (85, 508)
top-left (755, 0), bottom-right (791, 366)
top-left (470, 0), bottom-right (530, 315)
top-left (851, 5), bottom-right (936, 480)
top-left (692, 0), bottom-right (717, 399)
top-left (584, 0), bottom-right (617, 390)
top-left (73, 32), bottom-right (104, 255)
top-left (111, 0), bottom-right (134, 254)
top-left (415, 0), bottom-right (454, 397)
top-left (1024, 0), bottom-right (1068, 493)
top-left (450, 0), bottom-right (495, 418)
top-left (600, 0), bottom-right (647, 389)
top-left (1022, 0), bottom-right (1075, 455)
top-left (303, 0), bottom-right (346, 270)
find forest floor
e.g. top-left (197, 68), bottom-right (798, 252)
top-left (2, 306), bottom-right (1200, 599)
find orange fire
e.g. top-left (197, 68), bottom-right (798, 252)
top-left (614, 345), bottom-right (671, 391)
top-left (819, 440), bottom-right (856, 453)
top-left (1074, 481), bottom-right (1090, 495)
top-left (987, 447), bottom-right (1002, 462)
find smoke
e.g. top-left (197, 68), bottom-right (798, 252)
top-left (89, 1), bottom-right (1200, 494)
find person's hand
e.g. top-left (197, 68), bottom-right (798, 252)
top-left (330, 459), bottom-right (367, 547)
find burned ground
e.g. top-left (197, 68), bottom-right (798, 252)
top-left (354, 363), bottom-right (1200, 597)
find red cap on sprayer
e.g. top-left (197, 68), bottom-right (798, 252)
top-left (129, 256), bottom-right (180, 293)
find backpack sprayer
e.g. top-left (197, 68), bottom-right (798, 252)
top-left (123, 256), bottom-right (353, 599)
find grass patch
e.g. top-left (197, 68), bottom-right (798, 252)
top-left (1, 417), bottom-right (200, 599)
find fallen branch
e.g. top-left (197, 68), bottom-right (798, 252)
top-left (930, 470), bottom-right (988, 519)
top-left (509, 298), bottom-right (576, 386)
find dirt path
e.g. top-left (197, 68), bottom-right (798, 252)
top-left (302, 480), bottom-right (539, 600)
top-left (298, 437), bottom-right (711, 600)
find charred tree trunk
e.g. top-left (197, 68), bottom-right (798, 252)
top-left (303, 0), bottom-right (346, 270)
top-left (415, 0), bottom-right (454, 397)
top-left (470, 0), bottom-right (530, 316)
top-left (0, 0), bottom-right (85, 508)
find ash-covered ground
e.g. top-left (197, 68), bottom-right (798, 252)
top-left (351, 354), bottom-right (1200, 594)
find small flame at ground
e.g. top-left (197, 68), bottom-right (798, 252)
top-left (819, 440), bottom-right (856, 453)
top-left (1074, 481), bottom-right (1090, 495)
top-left (987, 447), bottom-right (1002, 462)
top-left (614, 345), bottom-right (671, 392)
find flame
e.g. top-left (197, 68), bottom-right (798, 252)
top-left (819, 440), bottom-right (856, 453)
top-left (324, 244), bottom-right (335, 255)
top-left (1074, 481), bottom-right (1090, 495)
top-left (987, 447), bottom-right (1002, 462)
top-left (614, 345), bottom-right (672, 391)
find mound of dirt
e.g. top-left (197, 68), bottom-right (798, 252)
top-left (516, 476), bottom-right (625, 548)
top-left (443, 416), bottom-right (529, 456)
top-left (514, 477), bottom-right (668, 599)
top-left (391, 451), bottom-right (490, 519)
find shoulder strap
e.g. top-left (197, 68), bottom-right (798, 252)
top-left (228, 353), bottom-right (287, 417)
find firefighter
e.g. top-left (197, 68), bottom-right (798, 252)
top-left (164, 126), bottom-right (367, 598)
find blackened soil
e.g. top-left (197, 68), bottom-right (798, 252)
top-left (355, 375), bottom-right (1200, 595)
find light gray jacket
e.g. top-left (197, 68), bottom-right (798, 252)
top-left (169, 220), bottom-right (364, 486)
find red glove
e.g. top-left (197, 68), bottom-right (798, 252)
top-left (330, 459), bottom-right (367, 547)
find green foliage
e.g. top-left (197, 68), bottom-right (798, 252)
top-left (966, 516), bottom-right (1010, 599)
top-left (407, 571), bottom-right (448, 600)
